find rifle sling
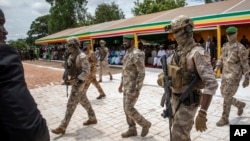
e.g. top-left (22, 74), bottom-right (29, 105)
top-left (172, 73), bottom-right (200, 118)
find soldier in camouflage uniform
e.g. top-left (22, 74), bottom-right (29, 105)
top-left (83, 41), bottom-right (106, 99)
top-left (118, 34), bottom-right (151, 138)
top-left (159, 15), bottom-right (218, 141)
top-left (51, 37), bottom-right (97, 135)
top-left (215, 26), bottom-right (249, 126)
top-left (98, 40), bottom-right (113, 82)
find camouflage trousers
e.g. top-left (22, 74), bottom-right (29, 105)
top-left (171, 94), bottom-right (199, 141)
top-left (220, 78), bottom-right (244, 119)
top-left (59, 82), bottom-right (96, 130)
top-left (99, 60), bottom-right (111, 80)
top-left (84, 74), bottom-right (105, 95)
top-left (123, 90), bottom-right (149, 128)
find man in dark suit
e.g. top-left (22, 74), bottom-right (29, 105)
top-left (203, 36), bottom-right (216, 62)
top-left (0, 8), bottom-right (50, 141)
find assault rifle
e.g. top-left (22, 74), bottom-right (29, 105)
top-left (63, 52), bottom-right (69, 97)
top-left (160, 55), bottom-right (173, 141)
top-left (161, 55), bottom-right (200, 141)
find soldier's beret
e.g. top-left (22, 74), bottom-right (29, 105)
top-left (123, 34), bottom-right (134, 40)
top-left (83, 41), bottom-right (90, 46)
top-left (226, 26), bottom-right (237, 34)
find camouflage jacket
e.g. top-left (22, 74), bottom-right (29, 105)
top-left (168, 45), bottom-right (218, 95)
top-left (85, 50), bottom-right (97, 78)
top-left (121, 47), bottom-right (145, 92)
top-left (99, 46), bottom-right (109, 61)
top-left (216, 41), bottom-right (249, 80)
top-left (67, 51), bottom-right (90, 81)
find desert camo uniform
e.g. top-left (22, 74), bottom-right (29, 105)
top-left (158, 15), bottom-right (218, 141)
top-left (51, 37), bottom-right (97, 135)
top-left (215, 26), bottom-right (249, 126)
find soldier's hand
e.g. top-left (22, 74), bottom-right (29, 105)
top-left (132, 91), bottom-right (139, 99)
top-left (195, 111), bottom-right (207, 132)
top-left (242, 79), bottom-right (249, 88)
top-left (118, 85), bottom-right (123, 93)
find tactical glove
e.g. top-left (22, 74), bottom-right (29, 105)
top-left (242, 79), bottom-right (249, 88)
top-left (195, 111), bottom-right (207, 132)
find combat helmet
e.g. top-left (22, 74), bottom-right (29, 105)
top-left (165, 15), bottom-right (194, 33)
top-left (66, 36), bottom-right (80, 46)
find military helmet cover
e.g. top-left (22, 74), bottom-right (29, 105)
top-left (226, 26), bottom-right (237, 34)
top-left (66, 36), bottom-right (80, 45)
top-left (165, 15), bottom-right (194, 33)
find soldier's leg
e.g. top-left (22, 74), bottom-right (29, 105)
top-left (83, 78), bottom-right (91, 92)
top-left (79, 86), bottom-right (97, 125)
top-left (51, 85), bottom-right (80, 134)
top-left (124, 92), bottom-right (151, 137)
top-left (122, 94), bottom-right (137, 138)
top-left (230, 82), bottom-right (246, 116)
top-left (99, 61), bottom-right (103, 82)
top-left (171, 95), bottom-right (198, 141)
top-left (217, 79), bottom-right (238, 126)
top-left (103, 60), bottom-right (113, 80)
top-left (91, 77), bottom-right (106, 99)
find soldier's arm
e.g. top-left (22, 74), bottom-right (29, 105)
top-left (78, 53), bottom-right (90, 81)
top-left (118, 77), bottom-right (123, 93)
top-left (104, 47), bottom-right (108, 59)
top-left (194, 50), bottom-right (218, 111)
top-left (214, 45), bottom-right (225, 71)
top-left (134, 51), bottom-right (145, 92)
top-left (90, 52), bottom-right (97, 64)
top-left (239, 45), bottom-right (250, 78)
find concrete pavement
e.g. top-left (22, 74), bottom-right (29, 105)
top-left (29, 66), bottom-right (250, 141)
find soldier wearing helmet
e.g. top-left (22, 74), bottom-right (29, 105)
top-left (52, 36), bottom-right (98, 135)
top-left (214, 26), bottom-right (249, 126)
top-left (160, 15), bottom-right (218, 141)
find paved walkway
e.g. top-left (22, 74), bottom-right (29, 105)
top-left (29, 66), bottom-right (250, 141)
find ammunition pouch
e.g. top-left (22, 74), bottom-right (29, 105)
top-left (174, 90), bottom-right (201, 106)
top-left (168, 64), bottom-right (204, 89)
top-left (168, 65), bottom-right (182, 89)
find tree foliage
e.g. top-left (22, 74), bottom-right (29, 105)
top-left (26, 14), bottom-right (50, 45)
top-left (45, 0), bottom-right (88, 34)
top-left (93, 2), bottom-right (125, 24)
top-left (8, 39), bottom-right (29, 50)
top-left (132, 0), bottom-right (185, 16)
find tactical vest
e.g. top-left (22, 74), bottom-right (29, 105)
top-left (168, 44), bottom-right (204, 89)
top-left (68, 54), bottom-right (82, 79)
top-left (99, 47), bottom-right (107, 61)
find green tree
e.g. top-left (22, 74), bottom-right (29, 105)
top-left (132, 0), bottom-right (185, 16)
top-left (27, 14), bottom-right (50, 45)
top-left (93, 2), bottom-right (125, 24)
top-left (46, 0), bottom-right (88, 34)
top-left (8, 39), bottom-right (29, 50)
